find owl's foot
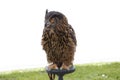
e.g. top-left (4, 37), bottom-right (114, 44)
top-left (48, 64), bottom-right (58, 70)
top-left (60, 64), bottom-right (72, 70)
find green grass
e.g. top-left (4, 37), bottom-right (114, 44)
top-left (0, 62), bottom-right (120, 80)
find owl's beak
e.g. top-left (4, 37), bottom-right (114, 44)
top-left (45, 21), bottom-right (51, 27)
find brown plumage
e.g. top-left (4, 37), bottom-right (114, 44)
top-left (41, 10), bottom-right (77, 69)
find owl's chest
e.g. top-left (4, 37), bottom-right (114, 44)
top-left (42, 29), bottom-right (68, 48)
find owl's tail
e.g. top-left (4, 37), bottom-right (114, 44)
top-left (48, 73), bottom-right (55, 80)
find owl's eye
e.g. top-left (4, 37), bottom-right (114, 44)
top-left (50, 18), bottom-right (54, 23)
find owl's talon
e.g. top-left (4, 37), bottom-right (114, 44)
top-left (60, 64), bottom-right (70, 70)
top-left (48, 64), bottom-right (58, 70)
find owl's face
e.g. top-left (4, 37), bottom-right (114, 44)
top-left (44, 9), bottom-right (68, 27)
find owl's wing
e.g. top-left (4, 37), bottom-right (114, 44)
top-left (68, 24), bottom-right (77, 46)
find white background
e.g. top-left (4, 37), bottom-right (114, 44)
top-left (0, 0), bottom-right (120, 72)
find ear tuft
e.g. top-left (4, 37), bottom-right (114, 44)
top-left (46, 9), bottom-right (48, 15)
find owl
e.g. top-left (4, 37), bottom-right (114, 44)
top-left (41, 9), bottom-right (77, 70)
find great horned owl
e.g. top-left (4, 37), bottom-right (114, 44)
top-left (41, 9), bottom-right (77, 70)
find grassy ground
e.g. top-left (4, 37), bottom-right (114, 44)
top-left (0, 62), bottom-right (120, 80)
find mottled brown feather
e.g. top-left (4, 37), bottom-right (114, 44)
top-left (41, 10), bottom-right (77, 68)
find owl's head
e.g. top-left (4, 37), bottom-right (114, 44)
top-left (44, 9), bottom-right (68, 27)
